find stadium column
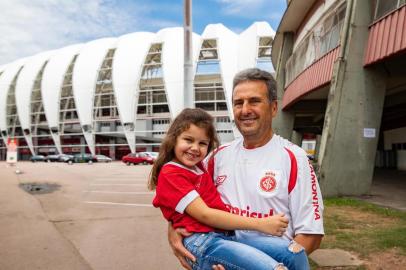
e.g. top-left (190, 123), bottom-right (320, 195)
top-left (318, 0), bottom-right (386, 196)
top-left (273, 32), bottom-right (295, 140)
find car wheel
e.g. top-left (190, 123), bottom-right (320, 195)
top-left (142, 161), bottom-right (147, 165)
top-left (126, 161), bottom-right (131, 166)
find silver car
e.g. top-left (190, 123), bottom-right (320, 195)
top-left (95, 154), bottom-right (112, 163)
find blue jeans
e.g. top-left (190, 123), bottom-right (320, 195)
top-left (183, 232), bottom-right (309, 270)
top-left (235, 234), bottom-right (309, 270)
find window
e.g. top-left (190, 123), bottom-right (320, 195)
top-left (285, 3), bottom-right (346, 86)
top-left (374, 0), bottom-right (402, 20)
top-left (196, 39), bottom-right (220, 75)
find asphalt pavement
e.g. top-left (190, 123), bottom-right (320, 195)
top-left (0, 161), bottom-right (404, 270)
top-left (0, 161), bottom-right (179, 270)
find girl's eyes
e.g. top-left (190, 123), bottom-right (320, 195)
top-left (199, 142), bottom-right (208, 146)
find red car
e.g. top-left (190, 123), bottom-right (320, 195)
top-left (122, 152), bottom-right (155, 165)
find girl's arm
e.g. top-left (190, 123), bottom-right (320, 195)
top-left (185, 197), bottom-right (288, 236)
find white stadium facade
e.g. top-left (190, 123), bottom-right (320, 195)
top-left (0, 22), bottom-right (275, 160)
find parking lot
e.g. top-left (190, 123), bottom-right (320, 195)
top-left (0, 161), bottom-right (180, 270)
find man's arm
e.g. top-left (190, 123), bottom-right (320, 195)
top-left (167, 223), bottom-right (195, 270)
top-left (293, 234), bottom-right (322, 254)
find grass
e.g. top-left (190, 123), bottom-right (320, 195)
top-left (310, 197), bottom-right (406, 269)
top-left (322, 197), bottom-right (406, 255)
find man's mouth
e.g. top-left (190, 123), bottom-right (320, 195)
top-left (240, 118), bottom-right (256, 125)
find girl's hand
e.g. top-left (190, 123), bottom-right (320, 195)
top-left (257, 213), bottom-right (289, 236)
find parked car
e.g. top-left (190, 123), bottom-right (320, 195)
top-left (95, 154), bottom-right (112, 163)
top-left (45, 154), bottom-right (61, 162)
top-left (30, 155), bottom-right (45, 162)
top-left (122, 153), bottom-right (154, 165)
top-left (71, 153), bottom-right (98, 164)
top-left (59, 154), bottom-right (74, 163)
top-left (141, 152), bottom-right (158, 161)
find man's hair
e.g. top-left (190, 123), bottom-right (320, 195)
top-left (232, 68), bottom-right (277, 102)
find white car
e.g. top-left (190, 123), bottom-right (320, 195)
top-left (95, 155), bottom-right (112, 163)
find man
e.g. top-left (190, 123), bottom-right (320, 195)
top-left (168, 68), bottom-right (324, 269)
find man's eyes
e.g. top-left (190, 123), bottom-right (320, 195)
top-left (233, 101), bottom-right (243, 106)
top-left (233, 99), bottom-right (262, 106)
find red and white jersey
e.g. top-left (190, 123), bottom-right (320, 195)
top-left (153, 162), bottom-right (228, 233)
top-left (204, 134), bottom-right (324, 240)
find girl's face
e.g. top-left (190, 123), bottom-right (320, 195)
top-left (173, 124), bottom-right (210, 168)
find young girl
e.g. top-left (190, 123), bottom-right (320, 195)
top-left (149, 108), bottom-right (292, 270)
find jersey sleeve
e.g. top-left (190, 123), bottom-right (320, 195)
top-left (154, 172), bottom-right (199, 214)
top-left (289, 154), bottom-right (324, 236)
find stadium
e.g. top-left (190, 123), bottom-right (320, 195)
top-left (0, 22), bottom-right (275, 160)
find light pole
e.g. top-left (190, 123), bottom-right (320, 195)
top-left (184, 0), bottom-right (194, 108)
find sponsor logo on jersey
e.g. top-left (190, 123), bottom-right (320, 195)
top-left (259, 171), bottom-right (277, 192)
top-left (225, 204), bottom-right (274, 218)
top-left (215, 175), bottom-right (227, 186)
top-left (309, 161), bottom-right (321, 220)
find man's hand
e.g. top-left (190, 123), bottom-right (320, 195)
top-left (168, 223), bottom-right (195, 270)
top-left (212, 264), bottom-right (226, 270)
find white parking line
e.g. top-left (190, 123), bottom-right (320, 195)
top-left (84, 201), bottom-right (153, 207)
top-left (89, 183), bottom-right (146, 186)
top-left (93, 180), bottom-right (146, 184)
top-left (93, 178), bottom-right (146, 181)
top-left (84, 191), bottom-right (154, 195)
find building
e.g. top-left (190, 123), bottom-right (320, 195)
top-left (272, 0), bottom-right (406, 196)
top-left (0, 22), bottom-right (275, 161)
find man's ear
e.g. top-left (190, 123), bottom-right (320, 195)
top-left (271, 100), bottom-right (278, 118)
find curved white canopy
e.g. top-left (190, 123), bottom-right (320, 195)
top-left (15, 51), bottom-right (54, 131)
top-left (154, 27), bottom-right (201, 118)
top-left (112, 32), bottom-right (155, 125)
top-left (42, 44), bottom-right (83, 129)
top-left (0, 58), bottom-right (27, 133)
top-left (238, 21), bottom-right (275, 71)
top-left (201, 24), bottom-right (238, 120)
top-left (72, 37), bottom-right (117, 127)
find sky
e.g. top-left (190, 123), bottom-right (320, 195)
top-left (0, 0), bottom-right (287, 66)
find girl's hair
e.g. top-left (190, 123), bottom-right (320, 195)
top-left (148, 108), bottom-right (219, 190)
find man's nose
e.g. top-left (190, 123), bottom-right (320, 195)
top-left (241, 101), bottom-right (251, 114)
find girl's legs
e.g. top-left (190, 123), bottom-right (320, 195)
top-left (183, 232), bottom-right (286, 270)
top-left (235, 235), bottom-right (310, 270)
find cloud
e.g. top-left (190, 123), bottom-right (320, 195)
top-left (214, 0), bottom-right (285, 21)
top-left (215, 0), bottom-right (267, 15)
top-left (0, 0), bottom-right (179, 65)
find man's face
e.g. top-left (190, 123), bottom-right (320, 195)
top-left (232, 80), bottom-right (277, 141)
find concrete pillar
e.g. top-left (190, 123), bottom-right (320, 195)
top-left (315, 134), bottom-right (322, 161)
top-left (291, 130), bottom-right (302, 146)
top-left (318, 0), bottom-right (386, 196)
top-left (80, 137), bottom-right (86, 154)
top-left (109, 138), bottom-right (115, 160)
top-left (273, 33), bottom-right (295, 139)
